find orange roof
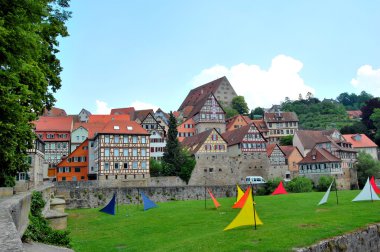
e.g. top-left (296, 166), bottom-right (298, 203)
top-left (42, 107), bottom-right (67, 117)
top-left (279, 146), bottom-right (302, 158)
top-left (342, 134), bottom-right (378, 148)
top-left (88, 114), bottom-right (130, 123)
top-left (98, 120), bottom-right (149, 135)
top-left (57, 139), bottom-right (89, 167)
top-left (73, 122), bottom-right (88, 131)
top-left (267, 143), bottom-right (285, 157)
top-left (172, 111), bottom-right (180, 118)
top-left (110, 107), bottom-right (135, 116)
top-left (33, 116), bottom-right (73, 132)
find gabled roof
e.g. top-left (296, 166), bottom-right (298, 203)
top-left (299, 148), bottom-right (341, 164)
top-left (98, 120), bottom-right (149, 135)
top-left (178, 76), bottom-right (228, 111)
top-left (267, 143), bottom-right (286, 157)
top-left (343, 134), bottom-right (378, 148)
top-left (57, 139), bottom-right (89, 167)
top-left (135, 109), bottom-right (154, 122)
top-left (264, 112), bottom-right (298, 122)
top-left (295, 130), bottom-right (330, 150)
top-left (155, 108), bottom-right (170, 120)
top-left (79, 108), bottom-right (92, 115)
top-left (110, 107), bottom-right (136, 117)
top-left (279, 145), bottom-right (302, 158)
top-left (181, 128), bottom-right (226, 154)
top-left (222, 123), bottom-right (265, 146)
top-left (252, 119), bottom-right (269, 133)
top-left (73, 122), bottom-right (89, 131)
top-left (185, 93), bottom-right (225, 119)
top-left (33, 116), bottom-right (73, 132)
top-left (42, 107), bottom-right (67, 117)
top-left (225, 114), bottom-right (249, 131)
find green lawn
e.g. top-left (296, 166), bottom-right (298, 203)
top-left (67, 190), bottom-right (380, 252)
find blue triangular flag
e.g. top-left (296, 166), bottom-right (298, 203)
top-left (100, 193), bottom-right (116, 215)
top-left (141, 192), bottom-right (158, 211)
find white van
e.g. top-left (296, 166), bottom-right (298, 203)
top-left (245, 176), bottom-right (266, 184)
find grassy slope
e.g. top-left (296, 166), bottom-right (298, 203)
top-left (67, 190), bottom-right (380, 252)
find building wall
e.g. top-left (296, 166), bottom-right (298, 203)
top-left (287, 150), bottom-right (303, 177)
top-left (356, 147), bottom-right (378, 160)
top-left (177, 118), bottom-right (195, 142)
top-left (150, 130), bottom-right (166, 160)
top-left (70, 127), bottom-right (88, 152)
top-left (36, 131), bottom-right (70, 169)
top-left (214, 78), bottom-right (237, 107)
top-left (94, 134), bottom-right (150, 178)
top-left (226, 115), bottom-right (248, 131)
top-left (293, 133), bottom-right (306, 156)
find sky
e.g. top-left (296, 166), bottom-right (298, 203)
top-left (55, 0), bottom-right (380, 115)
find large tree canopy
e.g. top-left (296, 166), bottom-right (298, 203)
top-left (0, 0), bottom-right (70, 186)
top-left (231, 96), bottom-right (249, 115)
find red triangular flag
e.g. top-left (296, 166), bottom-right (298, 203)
top-left (370, 176), bottom-right (380, 194)
top-left (232, 186), bottom-right (251, 208)
top-left (272, 181), bottom-right (288, 195)
top-left (207, 188), bottom-right (221, 208)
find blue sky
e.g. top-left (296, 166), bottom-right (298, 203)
top-left (55, 0), bottom-right (380, 115)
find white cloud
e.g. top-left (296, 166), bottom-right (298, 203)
top-left (95, 100), bottom-right (111, 114)
top-left (190, 55), bottom-right (315, 109)
top-left (130, 101), bottom-right (159, 111)
top-left (351, 65), bottom-right (380, 96)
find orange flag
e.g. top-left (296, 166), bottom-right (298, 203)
top-left (233, 186), bottom-right (251, 208)
top-left (207, 188), bottom-right (221, 208)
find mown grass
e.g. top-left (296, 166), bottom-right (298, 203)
top-left (67, 190), bottom-right (380, 252)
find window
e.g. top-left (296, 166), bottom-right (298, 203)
top-left (58, 167), bottom-right (63, 173)
top-left (132, 162), bottom-right (138, 169)
top-left (105, 136), bottom-right (110, 143)
top-left (133, 149), bottom-right (137, 156)
top-left (141, 136), bottom-right (146, 143)
top-left (123, 149), bottom-right (128, 156)
top-left (114, 136), bottom-right (119, 143)
top-left (51, 143), bottom-right (55, 149)
top-left (65, 167), bottom-right (70, 172)
top-left (62, 177), bottom-right (66, 181)
top-left (124, 163), bottom-right (128, 169)
top-left (75, 167), bottom-right (80, 172)
top-left (114, 149), bottom-right (119, 156)
top-left (141, 149), bottom-right (146, 156)
top-left (133, 136), bottom-right (137, 143)
top-left (115, 163), bottom-right (119, 169)
top-left (105, 148), bottom-right (110, 156)
top-left (141, 161), bottom-right (146, 169)
top-left (104, 162), bottom-right (109, 171)
top-left (81, 176), bottom-right (85, 180)
top-left (123, 136), bottom-right (128, 143)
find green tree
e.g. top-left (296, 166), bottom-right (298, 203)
top-left (370, 108), bottom-right (380, 144)
top-left (162, 112), bottom-right (182, 175)
top-left (224, 106), bottom-right (239, 119)
top-left (0, 0), bottom-right (70, 186)
top-left (149, 158), bottom-right (162, 177)
top-left (178, 149), bottom-right (196, 184)
top-left (231, 96), bottom-right (249, 115)
top-left (286, 176), bottom-right (313, 193)
top-left (249, 107), bottom-right (264, 119)
top-left (355, 152), bottom-right (380, 188)
top-left (279, 135), bottom-right (293, 146)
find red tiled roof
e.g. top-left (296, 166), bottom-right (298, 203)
top-left (347, 110), bottom-right (362, 118)
top-left (73, 122), bottom-right (88, 131)
top-left (134, 109), bottom-right (154, 122)
top-left (252, 119), bottom-right (268, 133)
top-left (57, 139), bottom-right (89, 167)
top-left (264, 112), bottom-right (298, 122)
top-left (299, 148), bottom-right (341, 164)
top-left (266, 143), bottom-right (277, 156)
top-left (86, 122), bottom-right (107, 139)
top-left (42, 107), bottom-right (67, 117)
top-left (33, 116), bottom-right (73, 132)
top-left (279, 146), bottom-right (302, 158)
top-left (99, 120), bottom-right (149, 135)
top-left (343, 134), bottom-right (378, 148)
top-left (172, 111), bottom-right (180, 118)
top-left (88, 114), bottom-right (130, 123)
top-left (295, 130), bottom-right (330, 150)
top-left (222, 123), bottom-right (265, 146)
top-left (110, 107), bottom-right (135, 117)
top-left (225, 114), bottom-right (249, 131)
top-left (178, 76), bottom-right (227, 111)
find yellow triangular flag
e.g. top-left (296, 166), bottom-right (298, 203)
top-left (235, 184), bottom-right (245, 204)
top-left (224, 187), bottom-right (263, 231)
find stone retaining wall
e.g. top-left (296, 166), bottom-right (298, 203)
top-left (0, 183), bottom-right (53, 252)
top-left (54, 182), bottom-right (238, 209)
top-left (295, 223), bottom-right (380, 252)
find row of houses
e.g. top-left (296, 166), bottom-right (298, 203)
top-left (20, 76), bottom-right (379, 189)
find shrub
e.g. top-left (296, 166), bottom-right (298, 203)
top-left (266, 178), bottom-right (283, 193)
top-left (317, 176), bottom-right (335, 192)
top-left (22, 191), bottom-right (71, 248)
top-left (286, 177), bottom-right (313, 193)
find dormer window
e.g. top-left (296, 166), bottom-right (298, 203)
top-left (114, 125), bottom-right (120, 130)
top-left (312, 155), bottom-right (316, 160)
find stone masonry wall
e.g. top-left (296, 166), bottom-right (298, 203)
top-left (295, 223), bottom-right (380, 252)
top-left (54, 182), bottom-right (238, 209)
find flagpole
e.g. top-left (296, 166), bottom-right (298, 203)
top-left (334, 178), bottom-right (338, 205)
top-left (251, 183), bottom-right (257, 230)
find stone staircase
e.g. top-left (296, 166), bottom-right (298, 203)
top-left (43, 195), bottom-right (68, 230)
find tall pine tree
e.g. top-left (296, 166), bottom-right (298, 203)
top-left (162, 112), bottom-right (182, 175)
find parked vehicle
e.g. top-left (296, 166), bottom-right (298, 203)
top-left (245, 176), bottom-right (266, 184)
